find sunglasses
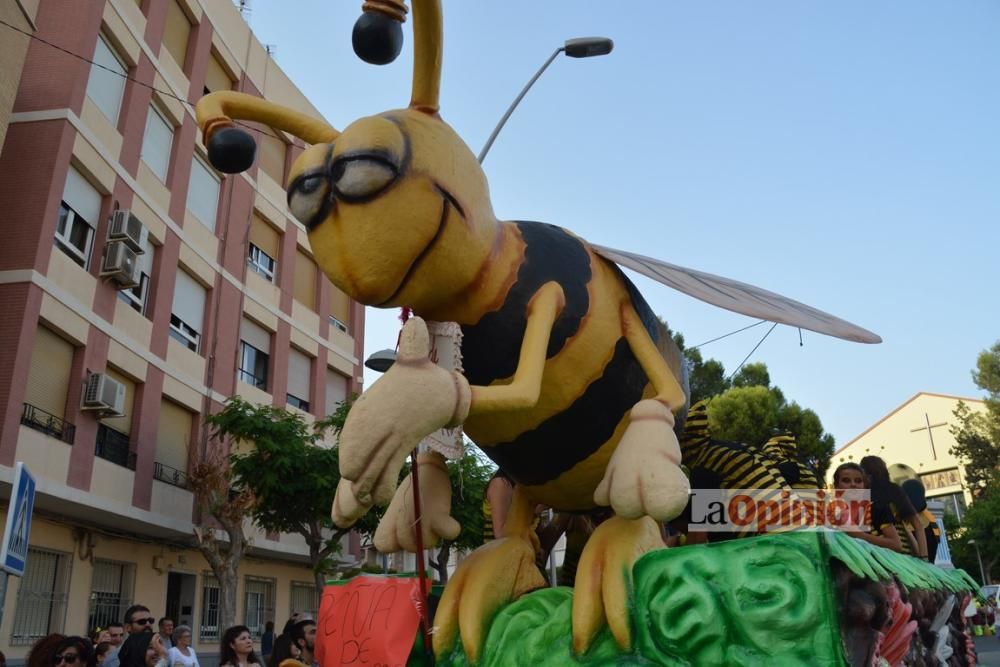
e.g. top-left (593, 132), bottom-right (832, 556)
top-left (53, 655), bottom-right (79, 665)
top-left (131, 618), bottom-right (155, 626)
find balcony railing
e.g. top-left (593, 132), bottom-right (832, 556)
top-left (238, 368), bottom-right (267, 390)
top-left (95, 424), bottom-right (136, 469)
top-left (153, 461), bottom-right (189, 489)
top-left (21, 403), bottom-right (75, 444)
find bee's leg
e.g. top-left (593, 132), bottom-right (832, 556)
top-left (466, 281), bottom-right (564, 415)
top-left (593, 304), bottom-right (690, 520)
top-left (571, 514), bottom-right (664, 655)
top-left (432, 485), bottom-right (546, 662)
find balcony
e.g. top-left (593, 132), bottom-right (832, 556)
top-left (21, 403), bottom-right (75, 444)
top-left (95, 424), bottom-right (136, 469)
top-left (153, 461), bottom-right (189, 489)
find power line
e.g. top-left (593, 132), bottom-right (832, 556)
top-left (726, 322), bottom-right (778, 382)
top-left (690, 319), bottom-right (767, 350)
top-left (0, 17), bottom-right (288, 142)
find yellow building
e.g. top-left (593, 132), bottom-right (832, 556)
top-left (828, 392), bottom-right (986, 518)
top-left (0, 0), bottom-right (363, 660)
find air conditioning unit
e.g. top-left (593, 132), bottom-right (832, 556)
top-left (107, 209), bottom-right (147, 253)
top-left (100, 241), bottom-right (141, 289)
top-left (81, 373), bottom-right (126, 417)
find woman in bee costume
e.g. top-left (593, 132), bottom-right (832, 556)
top-left (194, 1), bottom-right (880, 661)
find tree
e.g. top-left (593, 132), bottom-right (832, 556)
top-left (951, 341), bottom-right (1000, 492)
top-left (950, 474), bottom-right (1000, 584)
top-left (189, 423), bottom-right (255, 633)
top-left (428, 450), bottom-right (493, 583)
top-left (216, 397), bottom-right (381, 594)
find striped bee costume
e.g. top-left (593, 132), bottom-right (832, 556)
top-left (761, 431), bottom-right (819, 489)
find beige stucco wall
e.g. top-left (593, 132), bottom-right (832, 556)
top-left (828, 392), bottom-right (986, 505)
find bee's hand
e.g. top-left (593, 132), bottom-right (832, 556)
top-left (594, 400), bottom-right (690, 522)
top-left (374, 451), bottom-right (461, 552)
top-left (332, 317), bottom-right (471, 528)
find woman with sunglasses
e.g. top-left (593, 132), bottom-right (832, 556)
top-left (51, 637), bottom-right (96, 667)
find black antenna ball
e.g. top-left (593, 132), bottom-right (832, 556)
top-left (352, 11), bottom-right (404, 65)
top-left (207, 126), bottom-right (256, 174)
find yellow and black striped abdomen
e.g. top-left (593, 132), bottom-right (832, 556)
top-left (461, 221), bottom-right (661, 510)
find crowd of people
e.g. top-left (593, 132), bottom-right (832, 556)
top-left (6, 606), bottom-right (320, 667)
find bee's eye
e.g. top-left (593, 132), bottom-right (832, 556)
top-left (332, 157), bottom-right (397, 201)
top-left (288, 172), bottom-right (331, 227)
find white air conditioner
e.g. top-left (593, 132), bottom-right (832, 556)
top-left (81, 373), bottom-right (126, 417)
top-left (100, 241), bottom-right (141, 289)
top-left (107, 209), bottom-right (147, 253)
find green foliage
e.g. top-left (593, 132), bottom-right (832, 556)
top-left (952, 474), bottom-right (1000, 584)
top-left (950, 341), bottom-right (1000, 492)
top-left (708, 385), bottom-right (780, 445)
top-left (659, 316), bottom-right (836, 477)
top-left (444, 451), bottom-right (494, 552)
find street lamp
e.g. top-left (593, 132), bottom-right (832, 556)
top-left (477, 36), bottom-right (614, 164)
top-left (364, 348), bottom-right (397, 373)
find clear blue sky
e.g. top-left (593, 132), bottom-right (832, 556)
top-left (248, 1), bottom-right (1000, 446)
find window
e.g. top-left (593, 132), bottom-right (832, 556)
top-left (287, 348), bottom-right (312, 412)
top-left (10, 548), bottom-right (71, 645)
top-left (248, 214), bottom-right (279, 282)
top-left (248, 245), bottom-right (276, 282)
top-left (89, 559), bottom-right (135, 632)
top-left (170, 270), bottom-right (206, 353)
top-left (204, 54), bottom-right (232, 95)
top-left (290, 582), bottom-right (319, 621)
top-left (329, 286), bottom-right (351, 334)
top-left (162, 0), bottom-right (191, 69)
top-left (199, 573), bottom-right (220, 641)
top-left (155, 400), bottom-right (192, 487)
top-left (118, 235), bottom-right (155, 315)
top-left (25, 325), bottom-right (74, 423)
top-left (141, 105), bottom-right (174, 182)
top-left (85, 34), bottom-right (127, 125)
top-left (325, 369), bottom-right (348, 417)
top-left (244, 577), bottom-right (275, 639)
top-left (239, 318), bottom-right (271, 390)
top-left (293, 250), bottom-right (317, 311)
top-left (256, 127), bottom-right (287, 185)
top-left (55, 167), bottom-right (102, 268)
top-left (186, 156), bottom-right (220, 231)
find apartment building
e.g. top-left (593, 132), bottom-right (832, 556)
top-left (0, 0), bottom-right (364, 658)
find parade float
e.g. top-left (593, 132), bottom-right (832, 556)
top-left (193, 2), bottom-right (980, 664)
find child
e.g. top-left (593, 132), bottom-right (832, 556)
top-left (832, 462), bottom-right (903, 552)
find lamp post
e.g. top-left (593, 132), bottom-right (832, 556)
top-left (477, 36), bottom-right (614, 164)
top-left (364, 348), bottom-right (397, 373)
top-left (970, 539), bottom-right (988, 587)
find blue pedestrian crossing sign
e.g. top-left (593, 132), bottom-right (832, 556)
top-left (0, 463), bottom-right (35, 576)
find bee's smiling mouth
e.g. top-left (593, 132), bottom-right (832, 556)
top-left (375, 185), bottom-right (463, 307)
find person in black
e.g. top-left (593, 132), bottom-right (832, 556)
top-left (860, 456), bottom-right (928, 559)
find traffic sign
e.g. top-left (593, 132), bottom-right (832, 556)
top-left (0, 463), bottom-right (35, 576)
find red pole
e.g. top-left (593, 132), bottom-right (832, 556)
top-left (409, 448), bottom-right (433, 660)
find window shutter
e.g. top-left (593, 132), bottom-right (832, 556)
top-left (156, 399), bottom-right (192, 473)
top-left (329, 285), bottom-right (350, 326)
top-left (86, 35), bottom-right (126, 124)
top-left (249, 214), bottom-right (280, 259)
top-left (325, 369), bottom-right (347, 417)
top-left (25, 327), bottom-right (75, 419)
top-left (172, 270), bottom-right (206, 334)
top-left (293, 251), bottom-right (317, 310)
top-left (287, 349), bottom-right (311, 403)
top-left (186, 157), bottom-right (220, 231)
top-left (240, 318), bottom-right (271, 353)
top-left (63, 167), bottom-right (102, 224)
top-left (162, 0), bottom-right (191, 68)
top-left (141, 106), bottom-right (173, 182)
top-left (204, 55), bottom-right (232, 93)
top-left (256, 130), bottom-right (287, 185)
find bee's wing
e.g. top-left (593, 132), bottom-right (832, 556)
top-left (592, 245), bottom-right (881, 344)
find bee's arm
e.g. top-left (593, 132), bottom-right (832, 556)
top-left (467, 281), bottom-right (565, 415)
top-left (620, 305), bottom-right (686, 409)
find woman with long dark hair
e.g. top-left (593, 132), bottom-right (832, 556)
top-left (219, 626), bottom-right (261, 667)
top-left (118, 633), bottom-right (166, 667)
top-left (267, 635), bottom-right (304, 667)
top-left (860, 455), bottom-right (928, 559)
top-left (831, 462), bottom-right (902, 552)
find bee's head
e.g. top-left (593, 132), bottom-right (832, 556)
top-left (197, 0), bottom-right (498, 313)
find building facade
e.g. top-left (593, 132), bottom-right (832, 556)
top-left (828, 392), bottom-right (986, 520)
top-left (0, 0), bottom-right (363, 658)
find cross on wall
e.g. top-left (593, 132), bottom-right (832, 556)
top-left (910, 412), bottom-right (947, 461)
